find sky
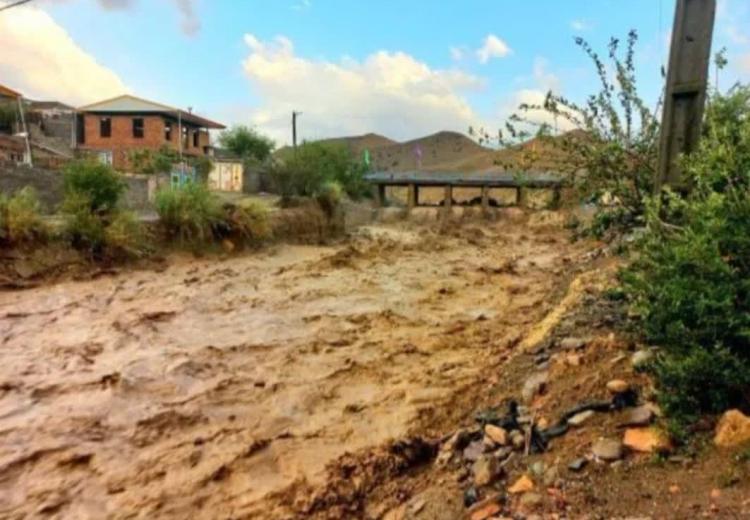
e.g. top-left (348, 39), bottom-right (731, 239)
top-left (1, 0), bottom-right (749, 146)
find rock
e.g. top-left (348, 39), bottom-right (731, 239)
top-left (714, 410), bottom-right (750, 448)
top-left (529, 461), bottom-right (545, 477)
top-left (565, 353), bottom-right (582, 366)
top-left (510, 430), bottom-right (525, 450)
top-left (606, 379), bottom-right (630, 394)
top-left (484, 424), bottom-right (508, 446)
top-left (560, 337), bottom-right (586, 350)
top-left (568, 410), bottom-right (596, 427)
top-left (472, 455), bottom-right (501, 487)
top-left (710, 488), bottom-right (722, 500)
top-left (568, 457), bottom-right (588, 472)
top-left (623, 427), bottom-right (672, 453)
top-left (221, 239), bottom-right (235, 253)
top-left (463, 487), bottom-right (479, 508)
top-left (669, 484), bottom-right (680, 494)
top-left (463, 440), bottom-right (485, 462)
top-left (508, 474), bottom-right (534, 494)
top-left (536, 417), bottom-right (549, 430)
top-left (519, 492), bottom-right (543, 509)
top-left (621, 405), bottom-right (655, 427)
top-left (467, 495), bottom-right (503, 520)
top-left (542, 465), bottom-right (559, 486)
top-left (522, 371), bottom-right (548, 403)
top-left (591, 438), bottom-right (624, 461)
top-left (631, 349), bottom-right (655, 368)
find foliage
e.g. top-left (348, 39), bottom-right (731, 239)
top-left (0, 102), bottom-right (18, 134)
top-left (0, 187), bottom-right (48, 245)
top-left (502, 30), bottom-right (659, 238)
top-left (63, 160), bottom-right (125, 213)
top-left (271, 142), bottom-right (370, 202)
top-left (155, 183), bottom-right (222, 243)
top-left (219, 125), bottom-right (275, 162)
top-left (104, 211), bottom-right (149, 258)
top-left (192, 155), bottom-right (213, 182)
top-left (316, 180), bottom-right (343, 217)
top-left (621, 85), bottom-right (750, 430)
top-left (130, 146), bottom-right (179, 174)
top-left (217, 200), bottom-right (272, 244)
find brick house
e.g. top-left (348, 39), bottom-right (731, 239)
top-left (76, 95), bottom-right (225, 170)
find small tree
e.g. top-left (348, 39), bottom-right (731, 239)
top-left (218, 126), bottom-right (275, 162)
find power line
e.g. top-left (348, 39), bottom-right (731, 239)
top-left (0, 0), bottom-right (33, 12)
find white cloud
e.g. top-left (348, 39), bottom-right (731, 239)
top-left (477, 34), bottom-right (512, 64)
top-left (570, 19), bottom-right (591, 32)
top-left (450, 46), bottom-right (465, 62)
top-left (0, 6), bottom-right (127, 105)
top-left (240, 34), bottom-right (484, 145)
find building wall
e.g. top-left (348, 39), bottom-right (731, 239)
top-left (208, 160), bottom-right (243, 192)
top-left (79, 113), bottom-right (210, 170)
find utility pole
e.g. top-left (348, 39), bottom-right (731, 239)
top-left (292, 110), bottom-right (302, 151)
top-left (656, 0), bottom-right (716, 190)
top-left (17, 96), bottom-right (32, 166)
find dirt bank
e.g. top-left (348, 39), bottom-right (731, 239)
top-left (0, 214), bottom-right (594, 519)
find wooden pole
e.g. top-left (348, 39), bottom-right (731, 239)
top-left (656, 0), bottom-right (716, 190)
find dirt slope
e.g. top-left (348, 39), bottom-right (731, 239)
top-left (0, 215), bottom-right (590, 519)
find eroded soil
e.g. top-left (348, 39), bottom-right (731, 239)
top-left (0, 215), bottom-right (594, 519)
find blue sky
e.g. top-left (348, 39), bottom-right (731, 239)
top-left (2, 0), bottom-right (749, 144)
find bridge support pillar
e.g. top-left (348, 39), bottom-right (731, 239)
top-left (407, 183), bottom-right (418, 210)
top-left (374, 184), bottom-right (386, 208)
top-left (516, 187), bottom-right (524, 207)
top-left (481, 185), bottom-right (490, 213)
top-left (443, 185), bottom-right (453, 212)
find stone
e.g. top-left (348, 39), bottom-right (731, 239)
top-left (508, 474), bottom-right (534, 494)
top-left (714, 409), bottom-right (750, 448)
top-left (621, 405), bottom-right (655, 427)
top-left (472, 455), bottom-right (501, 487)
top-left (536, 417), bottom-right (549, 430)
top-left (542, 465), bottom-right (559, 486)
top-left (568, 457), bottom-right (588, 472)
top-left (631, 349), bottom-right (655, 368)
top-left (467, 495), bottom-right (503, 520)
top-left (591, 438), bottom-right (624, 461)
top-left (221, 239), bottom-right (235, 253)
top-left (710, 488), bottom-right (722, 500)
top-left (463, 487), bottom-right (479, 508)
top-left (560, 337), bottom-right (586, 350)
top-left (568, 410), bottom-right (596, 427)
top-left (529, 461), bottom-right (545, 476)
top-left (623, 427), bottom-right (672, 453)
top-left (606, 379), bottom-right (630, 394)
top-left (463, 440), bottom-right (485, 462)
top-left (484, 424), bottom-right (508, 446)
top-left (565, 353), bottom-right (582, 366)
top-left (522, 371), bottom-right (548, 403)
top-left (510, 430), bottom-right (525, 450)
top-left (519, 492), bottom-right (543, 509)
top-left (669, 484), bottom-right (680, 494)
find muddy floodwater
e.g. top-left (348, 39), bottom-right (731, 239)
top-left (0, 218), bottom-right (589, 519)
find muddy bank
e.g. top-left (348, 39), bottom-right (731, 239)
top-left (0, 215), bottom-right (591, 519)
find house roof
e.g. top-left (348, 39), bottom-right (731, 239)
top-left (28, 100), bottom-right (75, 111)
top-left (0, 84), bottom-right (22, 99)
top-left (78, 94), bottom-right (225, 129)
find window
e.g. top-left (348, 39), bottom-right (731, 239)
top-left (100, 117), bottom-right (111, 138)
top-left (165, 121), bottom-right (172, 141)
top-left (132, 118), bottom-right (144, 139)
top-left (182, 126), bottom-right (188, 148)
top-left (193, 130), bottom-right (200, 148)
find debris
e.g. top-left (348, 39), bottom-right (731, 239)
top-left (568, 458), bottom-right (588, 472)
top-left (606, 379), bottom-right (630, 394)
top-left (559, 337), bottom-right (586, 350)
top-left (463, 440), bottom-right (485, 462)
top-left (565, 353), bottom-right (582, 366)
top-left (620, 405), bottom-right (655, 427)
top-left (510, 430), bottom-right (526, 450)
top-left (467, 495), bottom-right (503, 520)
top-left (623, 427), bottom-right (672, 453)
top-left (472, 455), bottom-right (501, 486)
top-left (591, 438), bottom-right (624, 461)
top-left (522, 371), bottom-right (548, 403)
top-left (463, 486), bottom-right (480, 508)
top-left (508, 474), bottom-right (535, 494)
top-left (519, 491), bottom-right (543, 509)
top-left (714, 410), bottom-right (750, 448)
top-left (710, 488), bottom-right (722, 500)
top-left (669, 484), bottom-right (680, 494)
top-left (484, 424), bottom-right (508, 446)
top-left (529, 461), bottom-right (545, 476)
top-left (631, 349), bottom-right (655, 369)
top-left (568, 410), bottom-right (596, 427)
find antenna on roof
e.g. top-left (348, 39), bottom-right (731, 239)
top-left (188, 106), bottom-right (193, 114)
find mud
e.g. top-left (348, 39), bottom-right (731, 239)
top-left (0, 216), bottom-right (592, 519)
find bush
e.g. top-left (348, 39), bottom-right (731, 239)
top-left (271, 142), bottom-right (371, 203)
top-left (155, 183), bottom-right (222, 243)
top-left (0, 187), bottom-right (48, 245)
top-left (104, 211), bottom-right (149, 258)
top-left (63, 160), bottom-right (125, 213)
top-left (218, 201), bottom-right (271, 244)
top-left (62, 192), bottom-right (107, 253)
top-left (622, 85), bottom-right (750, 430)
top-left (218, 126), bottom-right (275, 162)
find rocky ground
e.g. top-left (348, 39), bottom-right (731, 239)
top-left (0, 210), bottom-right (748, 519)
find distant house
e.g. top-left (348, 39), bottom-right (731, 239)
top-left (208, 149), bottom-right (244, 192)
top-left (0, 135), bottom-right (25, 163)
top-left (0, 84), bottom-right (22, 102)
top-left (76, 94), bottom-right (225, 170)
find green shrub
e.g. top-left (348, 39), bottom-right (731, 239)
top-left (316, 180), bottom-right (343, 217)
top-left (622, 85), bottom-right (750, 431)
top-left (63, 160), bottom-right (125, 213)
top-left (104, 211), bottom-right (148, 258)
top-left (155, 183), bottom-right (222, 243)
top-left (219, 201), bottom-right (272, 244)
top-left (0, 187), bottom-right (48, 245)
top-left (62, 192), bottom-right (107, 253)
top-left (219, 125), bottom-right (275, 162)
top-left (271, 142), bottom-right (371, 203)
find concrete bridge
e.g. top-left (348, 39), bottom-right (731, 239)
top-left (364, 171), bottom-right (566, 210)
